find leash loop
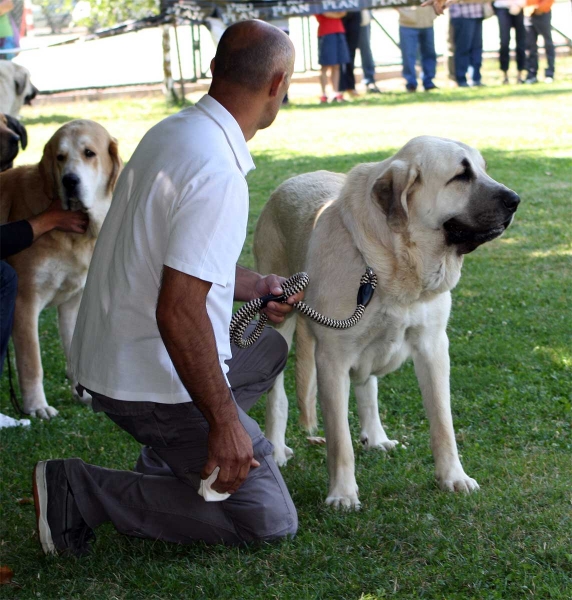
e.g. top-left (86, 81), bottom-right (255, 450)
top-left (229, 268), bottom-right (377, 349)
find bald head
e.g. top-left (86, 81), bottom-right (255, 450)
top-left (212, 20), bottom-right (294, 92)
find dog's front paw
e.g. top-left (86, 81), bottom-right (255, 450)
top-left (438, 467), bottom-right (480, 493)
top-left (27, 405), bottom-right (59, 420)
top-left (325, 492), bottom-right (361, 511)
top-left (360, 432), bottom-right (398, 452)
top-left (272, 444), bottom-right (294, 467)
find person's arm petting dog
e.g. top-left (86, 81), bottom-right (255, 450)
top-left (156, 265), bottom-right (259, 495)
top-left (0, 199), bottom-right (88, 259)
top-left (234, 265), bottom-right (304, 324)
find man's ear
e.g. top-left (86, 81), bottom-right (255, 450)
top-left (371, 159), bottom-right (419, 233)
top-left (269, 71), bottom-right (287, 98)
top-left (209, 58), bottom-right (216, 77)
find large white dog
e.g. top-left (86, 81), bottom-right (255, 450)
top-left (0, 120), bottom-right (122, 419)
top-left (0, 62), bottom-right (37, 117)
top-left (254, 136), bottom-right (520, 509)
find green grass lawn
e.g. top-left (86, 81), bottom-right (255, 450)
top-left (1, 59), bottom-right (571, 599)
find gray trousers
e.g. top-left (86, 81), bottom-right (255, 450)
top-left (63, 327), bottom-right (298, 546)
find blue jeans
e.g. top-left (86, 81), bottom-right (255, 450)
top-left (359, 23), bottom-right (376, 84)
top-left (526, 11), bottom-right (554, 78)
top-left (399, 26), bottom-right (437, 90)
top-left (496, 8), bottom-right (526, 72)
top-left (451, 17), bottom-right (484, 85)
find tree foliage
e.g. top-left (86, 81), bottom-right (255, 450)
top-left (76, 0), bottom-right (160, 32)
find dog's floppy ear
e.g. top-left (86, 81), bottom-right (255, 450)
top-left (39, 137), bottom-right (59, 202)
top-left (14, 68), bottom-right (29, 98)
top-left (106, 136), bottom-right (122, 195)
top-left (5, 115), bottom-right (27, 150)
top-left (372, 159), bottom-right (419, 233)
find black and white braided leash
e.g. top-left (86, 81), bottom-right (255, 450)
top-left (229, 267), bottom-right (377, 349)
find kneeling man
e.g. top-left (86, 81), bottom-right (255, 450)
top-left (33, 20), bottom-right (299, 555)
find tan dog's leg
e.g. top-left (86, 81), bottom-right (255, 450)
top-left (412, 331), bottom-right (479, 493)
top-left (57, 293), bottom-right (91, 406)
top-left (316, 347), bottom-right (359, 509)
top-left (295, 316), bottom-right (318, 433)
top-left (265, 314), bottom-right (297, 466)
top-left (12, 296), bottom-right (58, 419)
top-left (355, 376), bottom-right (398, 451)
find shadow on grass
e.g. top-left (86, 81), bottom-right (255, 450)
top-left (21, 114), bottom-right (79, 126)
top-left (286, 84), bottom-right (572, 109)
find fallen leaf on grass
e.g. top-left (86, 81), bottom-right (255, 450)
top-left (16, 497), bottom-right (33, 505)
top-left (0, 566), bottom-right (14, 585)
top-left (306, 436), bottom-right (326, 445)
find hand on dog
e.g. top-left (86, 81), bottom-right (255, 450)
top-left (255, 274), bottom-right (304, 324)
top-left (29, 199), bottom-right (89, 240)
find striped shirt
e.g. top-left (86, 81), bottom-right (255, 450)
top-left (449, 3), bottom-right (485, 18)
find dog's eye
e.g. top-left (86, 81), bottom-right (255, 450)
top-left (56, 154), bottom-right (65, 162)
top-left (84, 149), bottom-right (96, 158)
top-left (447, 160), bottom-right (473, 185)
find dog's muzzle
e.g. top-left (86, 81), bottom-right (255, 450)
top-left (444, 188), bottom-right (520, 254)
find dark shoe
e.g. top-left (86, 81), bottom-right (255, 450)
top-left (457, 82), bottom-right (470, 88)
top-left (525, 76), bottom-right (538, 84)
top-left (366, 83), bottom-right (381, 94)
top-left (33, 460), bottom-right (95, 557)
top-left (406, 84), bottom-right (417, 92)
top-left (471, 81), bottom-right (486, 87)
top-left (502, 76), bottom-right (509, 85)
top-left (424, 83), bottom-right (439, 91)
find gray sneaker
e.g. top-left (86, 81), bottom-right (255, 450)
top-left (33, 460), bottom-right (95, 557)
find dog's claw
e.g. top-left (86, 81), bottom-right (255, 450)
top-left (326, 495), bottom-right (361, 511)
top-left (439, 475), bottom-right (480, 494)
top-left (28, 405), bottom-right (59, 420)
top-left (360, 434), bottom-right (398, 451)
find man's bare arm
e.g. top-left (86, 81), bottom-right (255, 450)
top-left (156, 265), bottom-right (259, 494)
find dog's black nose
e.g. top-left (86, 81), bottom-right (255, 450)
top-left (501, 189), bottom-right (520, 211)
top-left (62, 173), bottom-right (80, 191)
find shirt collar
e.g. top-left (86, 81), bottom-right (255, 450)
top-left (195, 94), bottom-right (256, 176)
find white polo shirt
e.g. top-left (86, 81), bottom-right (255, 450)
top-left (70, 95), bottom-right (255, 403)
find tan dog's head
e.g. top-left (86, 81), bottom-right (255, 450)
top-left (39, 119), bottom-right (122, 213)
top-left (371, 136), bottom-right (520, 254)
top-left (0, 113), bottom-right (27, 172)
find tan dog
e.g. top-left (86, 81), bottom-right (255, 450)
top-left (0, 62), bottom-right (38, 117)
top-left (0, 113), bottom-right (28, 171)
top-left (254, 136), bottom-right (520, 509)
top-left (0, 120), bottom-right (122, 419)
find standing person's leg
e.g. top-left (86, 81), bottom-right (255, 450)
top-left (525, 16), bottom-right (539, 80)
top-left (513, 11), bottom-right (527, 80)
top-left (447, 18), bottom-right (456, 81)
top-left (419, 26), bottom-right (437, 90)
top-left (359, 23), bottom-right (377, 89)
top-left (399, 26), bottom-right (419, 91)
top-left (331, 64), bottom-right (342, 99)
top-left (452, 17), bottom-right (472, 86)
top-left (34, 392), bottom-right (298, 555)
top-left (496, 8), bottom-right (511, 79)
top-left (470, 18), bottom-right (484, 84)
top-left (535, 12), bottom-right (554, 79)
top-left (0, 261), bottom-right (17, 374)
top-left (339, 11), bottom-right (361, 93)
top-left (319, 65), bottom-right (329, 100)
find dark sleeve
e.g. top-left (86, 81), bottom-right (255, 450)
top-left (0, 220), bottom-right (34, 259)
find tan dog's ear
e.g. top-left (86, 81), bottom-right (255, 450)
top-left (38, 138), bottom-right (59, 202)
top-left (372, 160), bottom-right (419, 233)
top-left (106, 136), bottom-right (122, 195)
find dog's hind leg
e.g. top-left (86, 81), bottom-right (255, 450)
top-left (265, 314), bottom-right (297, 467)
top-left (295, 315), bottom-right (318, 433)
top-left (57, 293), bottom-right (91, 406)
top-left (355, 376), bottom-right (398, 451)
top-left (12, 295), bottom-right (58, 419)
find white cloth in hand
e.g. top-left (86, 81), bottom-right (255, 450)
top-left (198, 466), bottom-right (231, 502)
